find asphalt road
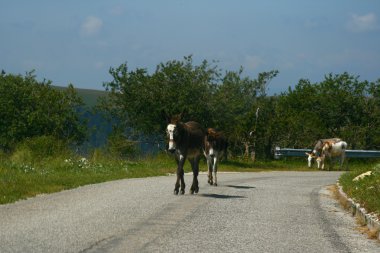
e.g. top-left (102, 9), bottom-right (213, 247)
top-left (0, 171), bottom-right (379, 253)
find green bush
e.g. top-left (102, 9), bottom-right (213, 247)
top-left (106, 132), bottom-right (138, 158)
top-left (10, 148), bottom-right (33, 165)
top-left (339, 163), bottom-right (380, 216)
top-left (0, 71), bottom-right (87, 150)
top-left (11, 136), bottom-right (71, 164)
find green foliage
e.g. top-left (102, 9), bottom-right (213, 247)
top-left (106, 130), bottom-right (139, 158)
top-left (210, 69), bottom-right (278, 154)
top-left (100, 56), bottom-right (380, 159)
top-left (100, 56), bottom-right (279, 155)
top-left (273, 73), bottom-right (380, 151)
top-left (100, 56), bottom-right (219, 138)
top-left (339, 163), bottom-right (380, 216)
top-left (0, 71), bottom-right (87, 150)
top-left (11, 136), bottom-right (70, 164)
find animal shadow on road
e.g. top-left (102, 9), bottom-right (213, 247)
top-left (199, 193), bottom-right (246, 199)
top-left (226, 185), bottom-right (256, 189)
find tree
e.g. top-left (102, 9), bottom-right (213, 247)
top-left (368, 79), bottom-right (380, 149)
top-left (0, 71), bottom-right (87, 150)
top-left (100, 56), bottom-right (219, 141)
top-left (271, 73), bottom-right (379, 150)
top-left (100, 57), bottom-right (279, 157)
top-left (273, 79), bottom-right (324, 148)
top-left (210, 68), bottom-right (278, 157)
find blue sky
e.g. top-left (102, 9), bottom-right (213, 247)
top-left (1, 1), bottom-right (379, 94)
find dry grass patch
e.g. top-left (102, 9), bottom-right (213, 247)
top-left (355, 223), bottom-right (379, 240)
top-left (331, 183), bottom-right (380, 241)
top-left (328, 184), bottom-right (351, 210)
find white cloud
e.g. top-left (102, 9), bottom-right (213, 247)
top-left (81, 16), bottom-right (103, 36)
top-left (347, 13), bottom-right (377, 32)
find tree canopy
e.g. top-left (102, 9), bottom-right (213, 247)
top-left (2, 56), bottom-right (379, 160)
top-left (0, 71), bottom-right (87, 150)
top-left (100, 56), bottom-right (380, 158)
top-left (273, 73), bottom-right (380, 150)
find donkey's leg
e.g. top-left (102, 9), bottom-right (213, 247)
top-left (178, 168), bottom-right (185, 195)
top-left (213, 156), bottom-right (218, 186)
top-left (206, 156), bottom-right (213, 185)
top-left (175, 155), bottom-right (186, 195)
top-left (174, 157), bottom-right (180, 195)
top-left (189, 156), bottom-right (200, 194)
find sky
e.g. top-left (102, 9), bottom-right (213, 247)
top-left (1, 0), bottom-right (380, 94)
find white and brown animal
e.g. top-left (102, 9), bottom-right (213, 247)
top-left (306, 139), bottom-right (347, 170)
top-left (164, 113), bottom-right (205, 195)
top-left (305, 138), bottom-right (341, 168)
top-left (204, 128), bottom-right (228, 186)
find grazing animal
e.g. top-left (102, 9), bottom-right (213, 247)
top-left (306, 139), bottom-right (347, 170)
top-left (204, 128), bottom-right (228, 186)
top-left (319, 140), bottom-right (347, 170)
top-left (164, 113), bottom-right (205, 195)
top-left (305, 138), bottom-right (341, 168)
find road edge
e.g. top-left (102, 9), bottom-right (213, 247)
top-left (336, 182), bottom-right (380, 240)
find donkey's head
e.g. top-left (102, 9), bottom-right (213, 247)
top-left (163, 112), bottom-right (183, 153)
top-left (205, 128), bottom-right (218, 157)
top-left (305, 152), bottom-right (317, 168)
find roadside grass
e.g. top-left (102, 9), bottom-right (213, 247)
top-left (0, 152), bottom-right (171, 205)
top-left (1, 145), bottom-right (379, 207)
top-left (338, 162), bottom-right (380, 218)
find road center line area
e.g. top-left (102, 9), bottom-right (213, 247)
top-left (1, 172), bottom-right (379, 253)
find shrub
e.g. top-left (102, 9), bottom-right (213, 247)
top-left (11, 136), bottom-right (71, 164)
top-left (339, 163), bottom-right (380, 216)
top-left (106, 132), bottom-right (138, 158)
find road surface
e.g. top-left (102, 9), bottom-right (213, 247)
top-left (0, 171), bottom-right (379, 252)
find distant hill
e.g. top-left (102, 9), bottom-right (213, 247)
top-left (53, 86), bottom-right (108, 108)
top-left (54, 86), bottom-right (111, 151)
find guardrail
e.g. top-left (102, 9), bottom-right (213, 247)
top-left (274, 147), bottom-right (380, 159)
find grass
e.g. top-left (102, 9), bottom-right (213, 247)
top-left (0, 152), bottom-right (172, 204)
top-left (338, 163), bottom-right (380, 218)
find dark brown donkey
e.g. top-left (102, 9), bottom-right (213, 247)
top-left (204, 128), bottom-right (228, 186)
top-left (164, 113), bottom-right (206, 195)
